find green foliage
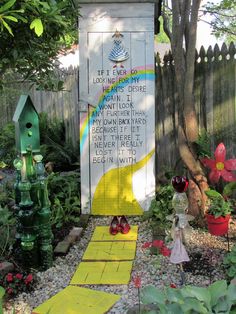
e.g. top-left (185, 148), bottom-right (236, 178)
top-left (0, 0), bottom-right (79, 90)
top-left (0, 113), bottom-right (79, 171)
top-left (47, 172), bottom-right (80, 228)
top-left (0, 180), bottom-right (14, 208)
top-left (0, 286), bottom-right (5, 314)
top-left (204, 1), bottom-right (236, 44)
top-left (224, 244), bottom-right (236, 281)
top-left (39, 113), bottom-right (79, 170)
top-left (143, 184), bottom-right (174, 227)
top-left (194, 130), bottom-right (212, 158)
top-left (39, 112), bottom-right (79, 171)
top-left (205, 189), bottom-right (233, 217)
top-left (0, 206), bottom-right (16, 258)
top-left (140, 280), bottom-right (236, 313)
top-left (155, 16), bottom-right (170, 43)
top-left (0, 122), bottom-right (16, 167)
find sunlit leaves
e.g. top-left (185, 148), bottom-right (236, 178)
top-left (30, 18), bottom-right (43, 36)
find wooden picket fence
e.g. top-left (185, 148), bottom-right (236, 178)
top-left (0, 66), bottom-right (79, 147)
top-left (0, 43), bottom-right (235, 171)
top-left (155, 42), bottom-right (236, 174)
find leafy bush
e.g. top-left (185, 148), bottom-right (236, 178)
top-left (194, 129), bottom-right (212, 158)
top-left (0, 112), bottom-right (79, 171)
top-left (143, 184), bottom-right (174, 227)
top-left (0, 123), bottom-right (16, 167)
top-left (39, 112), bottom-right (79, 171)
top-left (140, 280), bottom-right (236, 313)
top-left (224, 244), bottom-right (236, 281)
top-left (47, 172), bottom-right (80, 228)
top-left (0, 206), bottom-right (16, 259)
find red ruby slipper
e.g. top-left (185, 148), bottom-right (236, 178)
top-left (109, 216), bottom-right (120, 235)
top-left (119, 215), bottom-right (130, 234)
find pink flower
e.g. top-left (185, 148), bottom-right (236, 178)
top-left (201, 143), bottom-right (236, 183)
top-left (142, 242), bottom-right (152, 248)
top-left (15, 273), bottom-right (23, 280)
top-left (160, 246), bottom-right (171, 257)
top-left (24, 274), bottom-right (33, 285)
top-left (133, 275), bottom-right (141, 288)
top-left (6, 287), bottom-right (13, 294)
top-left (6, 273), bottom-right (13, 282)
top-left (152, 240), bottom-right (164, 248)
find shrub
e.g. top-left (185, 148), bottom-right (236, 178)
top-left (143, 184), bottom-right (174, 228)
top-left (47, 172), bottom-right (80, 228)
top-left (224, 244), bottom-right (236, 281)
top-left (0, 206), bottom-right (16, 259)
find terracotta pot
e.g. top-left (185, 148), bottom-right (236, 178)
top-left (206, 213), bottom-right (230, 236)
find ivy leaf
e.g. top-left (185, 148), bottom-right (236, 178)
top-left (30, 18), bottom-right (43, 36)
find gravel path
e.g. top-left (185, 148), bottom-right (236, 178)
top-left (4, 216), bottom-right (236, 314)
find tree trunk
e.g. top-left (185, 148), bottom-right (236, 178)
top-left (169, 0), bottom-right (209, 217)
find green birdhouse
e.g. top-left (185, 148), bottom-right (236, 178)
top-left (13, 95), bottom-right (40, 154)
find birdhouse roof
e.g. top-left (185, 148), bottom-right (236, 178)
top-left (13, 95), bottom-right (38, 123)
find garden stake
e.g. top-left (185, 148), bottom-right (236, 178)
top-left (226, 232), bottom-right (230, 252)
top-left (179, 263), bottom-right (186, 286)
top-left (13, 95), bottom-right (53, 270)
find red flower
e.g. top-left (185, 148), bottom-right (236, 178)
top-left (15, 273), bottom-right (23, 280)
top-left (142, 242), bottom-right (152, 248)
top-left (6, 273), bottom-right (13, 282)
top-left (160, 246), bottom-right (171, 257)
top-left (201, 143), bottom-right (236, 183)
top-left (170, 283), bottom-right (177, 288)
top-left (133, 275), bottom-right (141, 288)
top-left (6, 287), bottom-right (14, 294)
top-left (24, 274), bottom-right (33, 285)
top-left (152, 240), bottom-right (164, 248)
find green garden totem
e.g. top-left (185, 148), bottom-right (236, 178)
top-left (13, 95), bottom-right (53, 270)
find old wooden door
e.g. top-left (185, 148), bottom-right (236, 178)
top-left (79, 3), bottom-right (155, 215)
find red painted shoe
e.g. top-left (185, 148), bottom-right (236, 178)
top-left (109, 216), bottom-right (120, 235)
top-left (119, 216), bottom-right (130, 234)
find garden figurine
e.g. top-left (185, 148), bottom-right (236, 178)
top-left (169, 176), bottom-right (193, 262)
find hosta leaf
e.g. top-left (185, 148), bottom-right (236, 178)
top-left (0, 286), bottom-right (5, 298)
top-left (181, 286), bottom-right (211, 309)
top-left (180, 297), bottom-right (208, 314)
top-left (141, 286), bottom-right (166, 305)
top-left (30, 18), bottom-right (43, 36)
top-left (208, 280), bottom-right (227, 307)
top-left (228, 283), bottom-right (236, 302)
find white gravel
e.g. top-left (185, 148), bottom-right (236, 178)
top-left (4, 216), bottom-right (235, 314)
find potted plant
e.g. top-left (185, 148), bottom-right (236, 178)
top-left (200, 142), bottom-right (236, 236)
top-left (205, 189), bottom-right (232, 236)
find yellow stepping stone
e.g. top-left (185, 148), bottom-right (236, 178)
top-left (32, 285), bottom-right (120, 314)
top-left (70, 261), bottom-right (133, 285)
top-left (91, 226), bottom-right (138, 242)
top-left (82, 241), bottom-right (136, 261)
